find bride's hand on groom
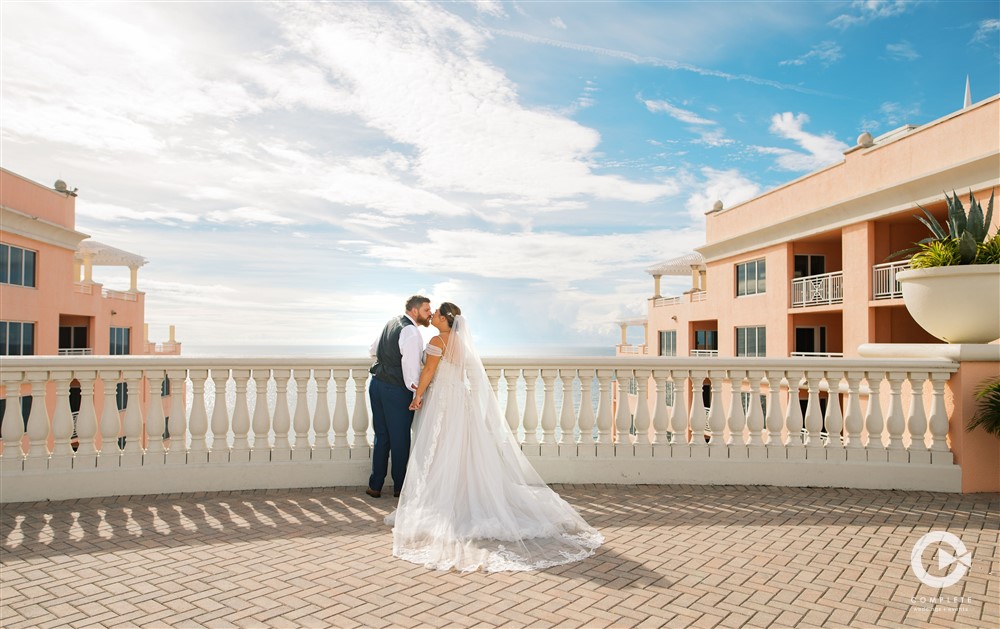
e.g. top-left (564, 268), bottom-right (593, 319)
top-left (409, 394), bottom-right (423, 411)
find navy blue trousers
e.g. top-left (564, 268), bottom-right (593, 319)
top-left (367, 377), bottom-right (415, 492)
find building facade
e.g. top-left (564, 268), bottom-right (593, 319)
top-left (1, 167), bottom-right (179, 358)
top-left (619, 95), bottom-right (1000, 358)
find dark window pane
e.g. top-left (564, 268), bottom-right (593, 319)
top-left (9, 323), bottom-right (21, 356)
top-left (757, 260), bottom-right (766, 293)
top-left (74, 326), bottom-right (87, 348)
top-left (116, 382), bottom-right (128, 411)
top-left (737, 264), bottom-right (747, 296)
top-left (22, 323), bottom-right (33, 356)
top-left (794, 255), bottom-right (809, 278)
top-left (0, 321), bottom-right (7, 355)
top-left (737, 327), bottom-right (746, 356)
top-left (758, 327), bottom-right (766, 357)
top-left (59, 326), bottom-right (71, 349)
top-left (9, 248), bottom-right (23, 285)
top-left (123, 328), bottom-right (130, 355)
top-left (23, 250), bottom-right (35, 288)
top-left (812, 256), bottom-right (825, 275)
top-left (0, 244), bottom-right (8, 283)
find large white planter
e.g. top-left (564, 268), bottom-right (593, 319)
top-left (897, 264), bottom-right (1000, 344)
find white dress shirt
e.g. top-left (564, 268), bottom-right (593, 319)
top-left (369, 314), bottom-right (424, 392)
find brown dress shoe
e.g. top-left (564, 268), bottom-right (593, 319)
top-left (365, 487), bottom-right (382, 498)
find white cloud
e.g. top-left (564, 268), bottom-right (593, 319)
top-left (885, 41), bottom-right (920, 61)
top-left (206, 206), bottom-right (297, 225)
top-left (643, 99), bottom-right (716, 125)
top-left (829, 0), bottom-right (913, 30)
top-left (877, 101), bottom-right (922, 127)
top-left (972, 18), bottom-right (1000, 44)
top-left (755, 113), bottom-right (850, 172)
top-left (684, 168), bottom-right (762, 222)
top-left (779, 41), bottom-right (844, 67)
top-left (76, 202), bottom-right (200, 225)
top-left (550, 17), bottom-right (567, 30)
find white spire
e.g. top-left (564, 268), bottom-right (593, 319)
top-left (964, 75), bottom-right (972, 108)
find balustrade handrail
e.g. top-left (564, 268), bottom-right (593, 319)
top-left (0, 353), bottom-right (965, 502)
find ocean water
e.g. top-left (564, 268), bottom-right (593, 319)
top-left (183, 344), bottom-right (614, 358)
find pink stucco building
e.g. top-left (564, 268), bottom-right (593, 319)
top-left (619, 94), bottom-right (1000, 359)
top-left (1, 167), bottom-right (179, 357)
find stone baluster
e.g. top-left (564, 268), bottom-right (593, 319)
top-left (73, 371), bottom-right (98, 460)
top-left (313, 369), bottom-right (333, 457)
top-left (485, 368), bottom-right (502, 398)
top-left (744, 371), bottom-right (764, 447)
top-left (332, 369), bottom-right (350, 451)
top-left (187, 370), bottom-right (209, 460)
top-left (272, 369), bottom-right (292, 460)
top-left (726, 370), bottom-right (748, 446)
top-left (292, 369), bottom-right (312, 459)
top-left (251, 370), bottom-right (272, 458)
top-left (885, 372), bottom-right (906, 452)
top-left (688, 370), bottom-right (708, 447)
top-left (577, 369), bottom-right (596, 445)
top-left (50, 371), bottom-right (75, 466)
top-left (614, 370), bottom-right (633, 445)
top-left (595, 369), bottom-right (614, 449)
top-left (539, 369), bottom-right (558, 449)
top-left (147, 370), bottom-right (167, 463)
top-left (558, 369), bottom-right (576, 445)
top-left (208, 370), bottom-right (229, 462)
top-left (230, 369), bottom-right (252, 461)
top-left (929, 372), bottom-right (950, 455)
top-left (843, 372), bottom-right (865, 449)
top-left (98, 370), bottom-right (122, 467)
top-left (121, 370), bottom-right (145, 466)
top-left (1, 372), bottom-right (25, 467)
top-left (824, 372), bottom-right (844, 449)
top-left (864, 371), bottom-right (886, 451)
top-left (651, 370), bottom-right (671, 445)
top-left (906, 372), bottom-right (929, 452)
top-left (522, 369), bottom-right (540, 447)
top-left (633, 369), bottom-right (652, 446)
top-left (351, 369), bottom-right (370, 448)
top-left (784, 372), bottom-right (804, 446)
top-left (23, 373), bottom-right (50, 469)
top-left (764, 371), bottom-right (784, 446)
top-left (504, 368), bottom-right (520, 435)
top-left (670, 371), bottom-right (689, 445)
top-left (706, 371), bottom-right (726, 446)
top-left (166, 369), bottom-right (188, 463)
top-left (803, 372), bottom-right (824, 448)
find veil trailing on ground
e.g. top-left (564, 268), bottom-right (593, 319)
top-left (387, 315), bottom-right (604, 572)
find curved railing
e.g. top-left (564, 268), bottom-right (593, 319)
top-left (0, 355), bottom-right (962, 501)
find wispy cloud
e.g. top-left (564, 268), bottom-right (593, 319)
top-left (885, 41), bottom-right (920, 61)
top-left (830, 0), bottom-right (914, 30)
top-left (488, 28), bottom-right (838, 96)
top-left (754, 113), bottom-right (850, 172)
top-left (683, 168), bottom-right (761, 221)
top-left (550, 17), bottom-right (567, 30)
top-left (972, 18), bottom-right (1000, 44)
top-left (643, 98), bottom-right (733, 147)
top-left (779, 41), bottom-right (844, 67)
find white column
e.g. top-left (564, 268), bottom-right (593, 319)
top-left (764, 371), bottom-right (784, 446)
top-left (272, 369), bottom-right (292, 457)
top-left (312, 369), bottom-right (333, 456)
top-left (864, 371), bottom-right (886, 450)
top-left (1, 374), bottom-right (26, 467)
top-left (251, 370), bottom-right (271, 456)
top-left (614, 370), bottom-right (633, 445)
top-left (824, 372), bottom-right (844, 449)
top-left (187, 370), bottom-right (209, 457)
top-left (746, 371), bottom-right (765, 446)
top-left (726, 370), bottom-right (748, 446)
top-left (121, 370), bottom-right (145, 463)
top-left (885, 372), bottom-right (906, 451)
top-left (231, 369), bottom-right (252, 461)
top-left (504, 369), bottom-right (520, 435)
top-left (98, 370), bottom-right (121, 466)
top-left (292, 369), bottom-right (312, 457)
top-left (577, 369), bottom-right (596, 445)
top-left (595, 370), bottom-right (614, 445)
top-left (50, 371), bottom-right (75, 464)
top-left (670, 371), bottom-right (689, 445)
top-left (25, 372), bottom-right (51, 468)
top-left (843, 372), bottom-right (864, 449)
top-left (539, 369), bottom-right (557, 446)
top-left (147, 370), bottom-right (167, 462)
top-left (558, 369), bottom-right (576, 445)
top-left (332, 369), bottom-right (350, 450)
top-left (209, 370), bottom-right (229, 461)
top-left (350, 368), bottom-right (370, 448)
top-left (73, 371), bottom-right (98, 460)
top-left (166, 368), bottom-right (188, 463)
top-left (803, 372), bottom-right (824, 447)
top-left (906, 372), bottom-right (929, 451)
top-left (522, 369), bottom-right (540, 447)
top-left (929, 372), bottom-right (950, 453)
top-left (652, 370), bottom-right (671, 445)
top-left (653, 274), bottom-right (662, 297)
top-left (129, 265), bottom-right (138, 292)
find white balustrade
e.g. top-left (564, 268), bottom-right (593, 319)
top-left (791, 271), bottom-right (845, 307)
top-left (872, 260), bottom-right (910, 300)
top-left (0, 355), bottom-right (968, 501)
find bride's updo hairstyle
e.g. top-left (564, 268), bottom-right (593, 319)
top-left (439, 302), bottom-right (462, 329)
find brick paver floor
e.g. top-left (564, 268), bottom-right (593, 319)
top-left (1, 485), bottom-right (997, 628)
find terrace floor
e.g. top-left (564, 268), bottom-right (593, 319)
top-left (1, 485), bottom-right (997, 629)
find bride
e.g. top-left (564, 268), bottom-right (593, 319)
top-left (384, 302), bottom-right (604, 572)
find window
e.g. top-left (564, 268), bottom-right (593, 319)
top-left (736, 258), bottom-right (766, 296)
top-left (59, 326), bottom-right (89, 351)
top-left (658, 331), bottom-right (677, 357)
top-left (795, 326), bottom-right (827, 354)
top-left (110, 327), bottom-right (131, 355)
top-left (1, 244), bottom-right (37, 288)
top-left (694, 330), bottom-right (718, 351)
top-left (736, 326), bottom-right (766, 357)
top-left (794, 255), bottom-right (825, 279)
top-left (1, 321), bottom-right (35, 356)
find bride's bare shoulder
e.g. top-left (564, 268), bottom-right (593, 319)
top-left (428, 335), bottom-right (446, 349)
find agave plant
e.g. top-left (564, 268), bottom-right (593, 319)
top-left (892, 189), bottom-right (999, 267)
top-left (967, 377), bottom-right (1000, 438)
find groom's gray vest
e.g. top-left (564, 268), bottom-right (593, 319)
top-left (369, 315), bottom-right (413, 388)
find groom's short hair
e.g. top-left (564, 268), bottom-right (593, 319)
top-left (405, 295), bottom-right (430, 311)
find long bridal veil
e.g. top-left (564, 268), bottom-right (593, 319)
top-left (388, 315), bottom-right (604, 572)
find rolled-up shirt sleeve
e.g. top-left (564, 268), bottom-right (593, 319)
top-left (399, 325), bottom-right (423, 392)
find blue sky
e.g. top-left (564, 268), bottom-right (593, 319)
top-left (3, 1), bottom-right (998, 351)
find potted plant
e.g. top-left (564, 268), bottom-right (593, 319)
top-left (894, 190), bottom-right (1000, 344)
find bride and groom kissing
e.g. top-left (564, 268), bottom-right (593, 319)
top-left (366, 295), bottom-right (603, 573)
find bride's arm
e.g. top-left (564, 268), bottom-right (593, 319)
top-left (409, 336), bottom-right (445, 410)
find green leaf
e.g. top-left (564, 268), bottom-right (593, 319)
top-left (947, 191), bottom-right (966, 237)
top-left (984, 190), bottom-right (995, 237)
top-left (958, 231), bottom-right (978, 263)
top-left (967, 191), bottom-right (986, 242)
top-left (916, 207), bottom-right (947, 240)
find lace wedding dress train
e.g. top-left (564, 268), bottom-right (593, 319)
top-left (385, 316), bottom-right (603, 572)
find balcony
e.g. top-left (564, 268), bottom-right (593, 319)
top-left (616, 344), bottom-right (648, 355)
top-left (791, 271), bottom-right (843, 308)
top-left (873, 259), bottom-right (910, 300)
top-left (57, 348), bottom-right (93, 356)
top-left (689, 349), bottom-right (718, 357)
top-left (651, 291), bottom-right (708, 308)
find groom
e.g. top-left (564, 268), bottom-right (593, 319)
top-left (366, 295), bottom-right (431, 498)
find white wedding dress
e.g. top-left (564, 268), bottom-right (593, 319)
top-left (385, 316), bottom-right (604, 572)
